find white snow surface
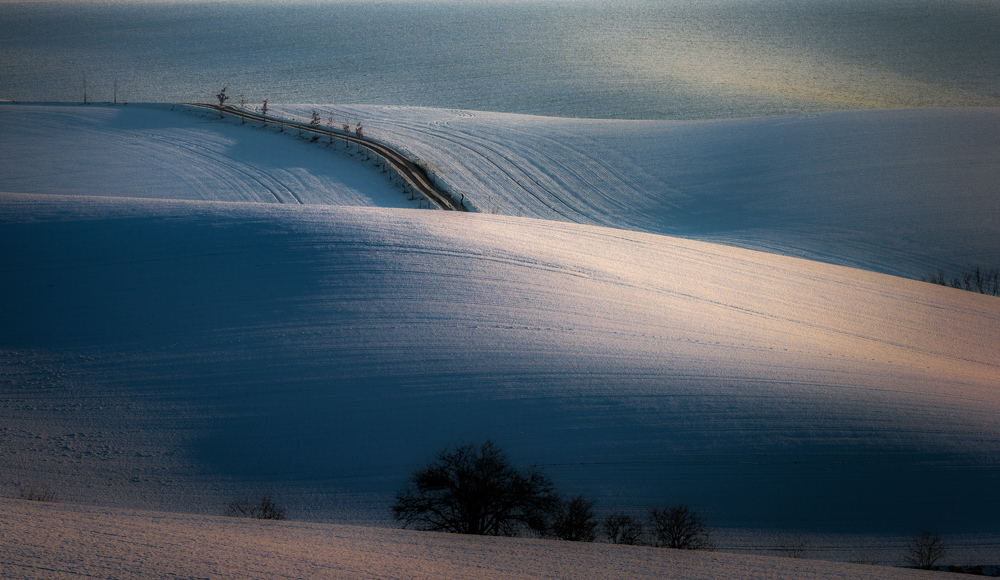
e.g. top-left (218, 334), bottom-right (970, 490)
top-left (2, 191), bottom-right (998, 538)
top-left (275, 104), bottom-right (1000, 278)
top-left (0, 103), bottom-right (413, 208)
top-left (0, 498), bottom-right (951, 580)
top-left (2, 104), bottom-right (1000, 568)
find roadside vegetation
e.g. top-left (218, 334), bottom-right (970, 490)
top-left (922, 266), bottom-right (999, 296)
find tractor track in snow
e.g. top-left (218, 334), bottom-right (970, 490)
top-left (187, 103), bottom-right (467, 212)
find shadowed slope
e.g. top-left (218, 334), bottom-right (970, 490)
top-left (2, 192), bottom-right (997, 536)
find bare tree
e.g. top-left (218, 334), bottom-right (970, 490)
top-left (355, 121), bottom-right (364, 140)
top-left (342, 118), bottom-right (352, 149)
top-left (307, 109), bottom-right (321, 141)
top-left (603, 511), bottom-right (645, 545)
top-left (775, 534), bottom-right (809, 558)
top-left (392, 440), bottom-right (560, 536)
top-left (549, 495), bottom-right (597, 541)
top-left (326, 113), bottom-right (335, 144)
top-left (223, 494), bottom-right (286, 520)
top-left (238, 94), bottom-right (247, 124)
top-left (261, 99), bottom-right (268, 127)
top-left (215, 86), bottom-right (229, 118)
top-left (647, 504), bottom-right (715, 550)
top-left (905, 531), bottom-right (947, 570)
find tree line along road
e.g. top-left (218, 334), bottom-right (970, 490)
top-left (189, 103), bottom-right (468, 212)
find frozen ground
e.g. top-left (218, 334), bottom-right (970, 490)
top-left (275, 105), bottom-right (1000, 278)
top-left (0, 498), bottom-right (951, 580)
top-left (1, 104), bottom-right (999, 570)
top-left (0, 103), bottom-right (413, 208)
top-left (2, 191), bottom-right (998, 550)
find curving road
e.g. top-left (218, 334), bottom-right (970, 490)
top-left (188, 103), bottom-right (467, 211)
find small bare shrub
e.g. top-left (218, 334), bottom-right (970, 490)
top-left (223, 494), bottom-right (286, 520)
top-left (603, 511), bottom-right (645, 545)
top-left (19, 485), bottom-right (57, 502)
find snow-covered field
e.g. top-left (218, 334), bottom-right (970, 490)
top-left (0, 103), bottom-right (412, 208)
top-left (274, 104), bottom-right (1000, 278)
top-left (2, 102), bottom-right (999, 573)
top-left (1, 498), bottom-right (948, 580)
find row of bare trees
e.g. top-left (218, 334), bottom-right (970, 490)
top-left (390, 439), bottom-right (951, 569)
top-left (391, 439), bottom-right (715, 548)
top-left (215, 87), bottom-right (363, 142)
top-left (923, 266), bottom-right (1000, 296)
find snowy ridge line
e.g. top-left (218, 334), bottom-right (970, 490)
top-left (323, 106), bottom-right (588, 222)
top-left (187, 103), bottom-right (467, 212)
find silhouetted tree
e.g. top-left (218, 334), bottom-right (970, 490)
top-left (603, 511), bottom-right (645, 545)
top-left (550, 495), bottom-right (597, 541)
top-left (392, 440), bottom-right (560, 536)
top-left (647, 504), bottom-right (714, 550)
top-left (223, 494), bottom-right (286, 520)
top-left (308, 109), bottom-right (321, 141)
top-left (260, 99), bottom-right (268, 127)
top-left (216, 86), bottom-right (228, 118)
top-left (906, 531), bottom-right (947, 570)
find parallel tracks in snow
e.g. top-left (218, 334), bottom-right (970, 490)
top-left (186, 103), bottom-right (467, 212)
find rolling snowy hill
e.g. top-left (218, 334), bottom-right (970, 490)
top-left (275, 104), bottom-right (1000, 278)
top-left (1, 103), bottom-right (999, 571)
